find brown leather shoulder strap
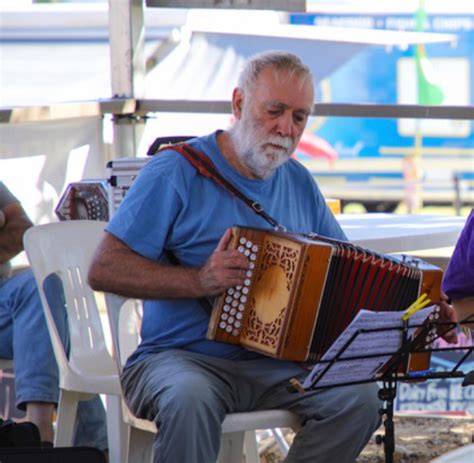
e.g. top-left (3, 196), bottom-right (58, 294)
top-left (158, 143), bottom-right (283, 230)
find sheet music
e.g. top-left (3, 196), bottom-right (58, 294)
top-left (302, 305), bottom-right (435, 389)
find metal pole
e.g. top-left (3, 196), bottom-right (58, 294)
top-left (108, 0), bottom-right (146, 158)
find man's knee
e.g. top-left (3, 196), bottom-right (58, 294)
top-left (314, 382), bottom-right (381, 424)
top-left (347, 383), bottom-right (382, 429)
top-left (352, 382), bottom-right (381, 408)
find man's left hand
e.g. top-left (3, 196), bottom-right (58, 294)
top-left (437, 295), bottom-right (458, 344)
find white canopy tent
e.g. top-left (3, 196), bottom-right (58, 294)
top-left (108, 1), bottom-right (456, 155)
top-left (145, 21), bottom-right (456, 100)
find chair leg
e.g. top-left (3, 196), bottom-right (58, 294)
top-left (218, 431), bottom-right (245, 463)
top-left (54, 389), bottom-right (80, 447)
top-left (271, 428), bottom-right (290, 456)
top-left (128, 426), bottom-right (154, 463)
top-left (105, 394), bottom-right (130, 463)
top-left (243, 430), bottom-right (259, 463)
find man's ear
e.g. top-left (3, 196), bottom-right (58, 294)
top-left (232, 88), bottom-right (244, 119)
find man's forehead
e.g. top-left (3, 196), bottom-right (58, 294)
top-left (252, 67), bottom-right (314, 110)
top-left (256, 66), bottom-right (308, 85)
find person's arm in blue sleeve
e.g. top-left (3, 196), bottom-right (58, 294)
top-left (88, 227), bottom-right (248, 299)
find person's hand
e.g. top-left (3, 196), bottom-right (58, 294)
top-left (436, 293), bottom-right (458, 344)
top-left (197, 229), bottom-right (249, 296)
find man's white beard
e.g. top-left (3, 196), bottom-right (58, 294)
top-left (230, 112), bottom-right (297, 179)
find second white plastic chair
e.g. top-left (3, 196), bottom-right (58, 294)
top-left (23, 220), bottom-right (127, 463)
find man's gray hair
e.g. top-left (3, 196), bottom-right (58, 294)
top-left (238, 50), bottom-right (313, 94)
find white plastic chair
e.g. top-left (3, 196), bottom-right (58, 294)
top-left (105, 293), bottom-right (302, 463)
top-left (23, 220), bottom-right (127, 463)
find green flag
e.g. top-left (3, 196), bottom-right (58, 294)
top-left (414, 1), bottom-right (444, 105)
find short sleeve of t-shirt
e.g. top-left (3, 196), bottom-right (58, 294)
top-left (105, 155), bottom-right (185, 262)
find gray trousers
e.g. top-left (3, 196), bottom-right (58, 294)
top-left (122, 349), bottom-right (382, 463)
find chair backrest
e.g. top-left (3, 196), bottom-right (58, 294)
top-left (104, 293), bottom-right (142, 374)
top-left (23, 220), bottom-right (116, 377)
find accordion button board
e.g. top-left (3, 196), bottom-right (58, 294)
top-left (207, 226), bottom-right (443, 366)
top-left (55, 180), bottom-right (109, 221)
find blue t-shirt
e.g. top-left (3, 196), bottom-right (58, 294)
top-left (106, 132), bottom-right (347, 366)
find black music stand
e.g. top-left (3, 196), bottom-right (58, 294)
top-left (291, 316), bottom-right (474, 463)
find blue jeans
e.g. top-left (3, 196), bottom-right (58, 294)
top-left (0, 269), bottom-right (107, 449)
top-left (122, 349), bottom-right (382, 463)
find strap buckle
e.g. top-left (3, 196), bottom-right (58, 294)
top-left (251, 201), bottom-right (263, 213)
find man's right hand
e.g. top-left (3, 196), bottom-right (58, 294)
top-left (197, 228), bottom-right (250, 296)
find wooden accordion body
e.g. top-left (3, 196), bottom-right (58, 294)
top-left (207, 226), bottom-right (442, 364)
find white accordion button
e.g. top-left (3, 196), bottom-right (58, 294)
top-left (236, 312), bottom-right (243, 320)
top-left (249, 262), bottom-right (255, 270)
top-left (238, 304), bottom-right (245, 312)
top-left (246, 270), bottom-right (253, 278)
top-left (231, 300), bottom-right (238, 308)
top-left (232, 329), bottom-right (240, 337)
top-left (249, 254), bottom-right (257, 261)
top-left (244, 278), bottom-right (251, 286)
top-left (241, 295), bottom-right (248, 303)
top-left (221, 313), bottom-right (228, 321)
top-left (223, 304), bottom-right (230, 312)
top-left (234, 321), bottom-right (241, 329)
top-left (230, 308), bottom-right (237, 316)
top-left (228, 316), bottom-right (235, 324)
top-left (238, 246), bottom-right (245, 253)
top-left (227, 288), bottom-right (234, 296)
top-left (252, 245), bottom-right (259, 253)
top-left (242, 287), bottom-right (249, 295)
top-left (225, 325), bottom-right (233, 333)
top-left (239, 237), bottom-right (247, 245)
top-left (219, 321), bottom-right (227, 330)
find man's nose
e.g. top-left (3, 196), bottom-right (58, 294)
top-left (276, 112), bottom-right (293, 138)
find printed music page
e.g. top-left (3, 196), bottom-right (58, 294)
top-left (302, 306), bottom-right (435, 390)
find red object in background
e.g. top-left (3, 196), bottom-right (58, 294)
top-left (295, 131), bottom-right (338, 164)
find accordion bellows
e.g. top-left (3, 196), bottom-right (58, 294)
top-left (207, 226), bottom-right (442, 362)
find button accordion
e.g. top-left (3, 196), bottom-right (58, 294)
top-left (207, 226), bottom-right (442, 365)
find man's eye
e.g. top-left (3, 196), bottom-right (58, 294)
top-left (268, 109), bottom-right (281, 116)
top-left (293, 114), bottom-right (306, 124)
